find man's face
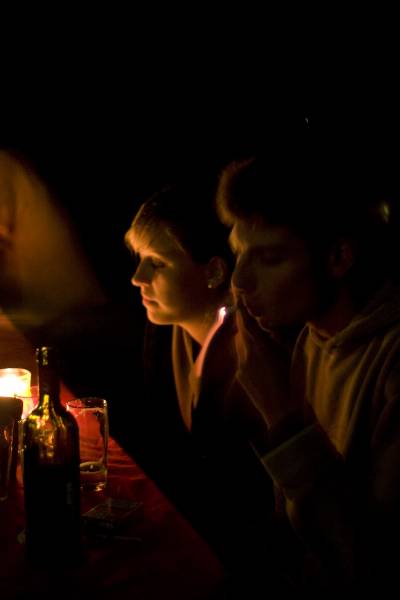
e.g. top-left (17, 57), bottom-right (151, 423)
top-left (229, 217), bottom-right (329, 331)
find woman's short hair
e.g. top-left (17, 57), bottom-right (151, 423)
top-left (130, 180), bottom-right (234, 269)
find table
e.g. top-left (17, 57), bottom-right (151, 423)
top-left (0, 436), bottom-right (225, 599)
top-left (0, 312), bottom-right (225, 599)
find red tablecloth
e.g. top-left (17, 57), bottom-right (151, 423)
top-left (0, 435), bottom-right (225, 599)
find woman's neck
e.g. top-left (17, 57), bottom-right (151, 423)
top-left (180, 297), bottom-right (229, 345)
top-left (181, 313), bottom-right (217, 346)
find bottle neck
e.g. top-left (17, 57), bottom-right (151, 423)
top-left (37, 364), bottom-right (61, 409)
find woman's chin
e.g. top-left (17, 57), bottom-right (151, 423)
top-left (146, 308), bottom-right (172, 326)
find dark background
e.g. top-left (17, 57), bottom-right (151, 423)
top-left (2, 104), bottom-right (399, 304)
top-left (1, 89), bottom-right (262, 302)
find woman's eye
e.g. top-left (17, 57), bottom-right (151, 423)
top-left (150, 258), bottom-right (166, 269)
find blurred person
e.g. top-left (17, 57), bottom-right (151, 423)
top-left (0, 149), bottom-right (106, 330)
top-left (0, 150), bottom-right (143, 408)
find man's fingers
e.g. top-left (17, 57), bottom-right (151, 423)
top-left (235, 308), bottom-right (252, 344)
top-left (235, 304), bottom-right (264, 341)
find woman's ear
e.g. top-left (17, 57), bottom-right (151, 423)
top-left (328, 238), bottom-right (355, 278)
top-left (206, 256), bottom-right (228, 289)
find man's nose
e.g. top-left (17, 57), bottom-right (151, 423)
top-left (231, 258), bottom-right (254, 293)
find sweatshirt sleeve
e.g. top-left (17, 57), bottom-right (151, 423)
top-left (260, 421), bottom-right (356, 587)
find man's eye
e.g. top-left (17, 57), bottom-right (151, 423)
top-left (260, 254), bottom-right (283, 266)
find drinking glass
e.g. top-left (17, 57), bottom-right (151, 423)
top-left (66, 397), bottom-right (108, 492)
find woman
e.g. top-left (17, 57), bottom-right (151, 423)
top-left (122, 180), bottom-right (273, 573)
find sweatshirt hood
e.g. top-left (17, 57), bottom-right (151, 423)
top-left (308, 282), bottom-right (400, 352)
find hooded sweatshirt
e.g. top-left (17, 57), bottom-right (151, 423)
top-left (262, 282), bottom-right (400, 592)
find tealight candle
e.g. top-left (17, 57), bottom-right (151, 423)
top-left (0, 368), bottom-right (33, 418)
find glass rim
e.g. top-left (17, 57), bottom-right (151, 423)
top-left (66, 397), bottom-right (108, 409)
top-left (0, 367), bottom-right (31, 376)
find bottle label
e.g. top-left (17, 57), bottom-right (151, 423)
top-left (23, 454), bottom-right (81, 558)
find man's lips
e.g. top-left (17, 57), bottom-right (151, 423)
top-left (242, 301), bottom-right (263, 319)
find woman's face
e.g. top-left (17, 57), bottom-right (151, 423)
top-left (125, 225), bottom-right (212, 328)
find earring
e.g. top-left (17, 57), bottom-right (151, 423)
top-left (207, 281), bottom-right (214, 289)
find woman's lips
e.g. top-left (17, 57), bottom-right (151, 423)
top-left (142, 296), bottom-right (157, 306)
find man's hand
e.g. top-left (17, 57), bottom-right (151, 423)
top-left (234, 300), bottom-right (297, 429)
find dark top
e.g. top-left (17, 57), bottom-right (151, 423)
top-left (113, 312), bottom-right (275, 574)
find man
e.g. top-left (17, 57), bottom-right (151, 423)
top-left (216, 145), bottom-right (400, 593)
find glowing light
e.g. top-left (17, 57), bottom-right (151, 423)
top-left (194, 306), bottom-right (229, 379)
top-left (0, 368), bottom-right (33, 418)
top-left (380, 200), bottom-right (391, 223)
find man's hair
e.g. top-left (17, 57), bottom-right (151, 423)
top-left (216, 145), bottom-right (400, 280)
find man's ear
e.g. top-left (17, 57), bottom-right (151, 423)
top-left (206, 256), bottom-right (228, 289)
top-left (328, 238), bottom-right (355, 278)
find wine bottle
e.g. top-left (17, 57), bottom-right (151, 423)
top-left (22, 346), bottom-right (82, 564)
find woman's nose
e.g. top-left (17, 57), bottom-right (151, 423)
top-left (131, 260), bottom-right (151, 287)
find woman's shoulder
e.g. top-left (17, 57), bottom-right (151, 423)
top-left (202, 311), bottom-right (238, 379)
top-left (195, 312), bottom-right (269, 446)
